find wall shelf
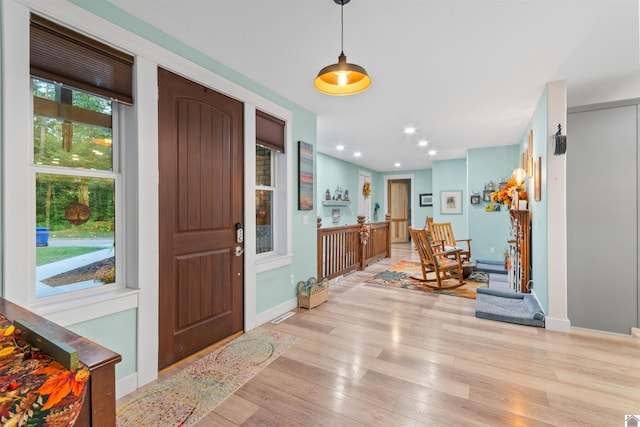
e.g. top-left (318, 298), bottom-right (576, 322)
top-left (322, 201), bottom-right (351, 206)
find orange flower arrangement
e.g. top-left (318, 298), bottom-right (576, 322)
top-left (492, 179), bottom-right (527, 206)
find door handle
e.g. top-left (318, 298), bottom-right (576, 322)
top-left (234, 246), bottom-right (244, 257)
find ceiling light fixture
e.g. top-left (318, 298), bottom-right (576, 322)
top-left (314, 0), bottom-right (371, 96)
top-left (354, 152), bottom-right (362, 157)
top-left (418, 140), bottom-right (428, 147)
top-left (428, 150), bottom-right (437, 156)
top-left (404, 127), bottom-right (416, 134)
top-left (336, 145), bottom-right (345, 150)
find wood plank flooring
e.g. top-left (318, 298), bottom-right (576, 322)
top-left (123, 244), bottom-right (640, 426)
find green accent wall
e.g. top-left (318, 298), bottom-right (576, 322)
top-left (467, 146), bottom-right (520, 262)
top-left (67, 309), bottom-right (137, 380)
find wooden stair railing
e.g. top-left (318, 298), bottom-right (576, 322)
top-left (317, 215), bottom-right (391, 281)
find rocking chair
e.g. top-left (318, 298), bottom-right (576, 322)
top-left (409, 227), bottom-right (465, 289)
top-left (427, 221), bottom-right (472, 263)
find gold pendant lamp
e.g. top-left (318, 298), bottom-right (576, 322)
top-left (314, 0), bottom-right (371, 96)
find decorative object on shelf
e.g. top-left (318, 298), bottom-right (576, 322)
top-left (482, 190), bottom-right (493, 202)
top-left (314, 0), bottom-right (371, 96)
top-left (334, 185), bottom-right (344, 201)
top-left (362, 181), bottom-right (371, 198)
top-left (343, 189), bottom-right (350, 201)
top-left (491, 177), bottom-right (527, 208)
top-left (440, 190), bottom-right (463, 215)
top-left (298, 141), bottom-right (314, 210)
top-left (553, 124), bottom-right (567, 155)
top-left (485, 204), bottom-right (501, 212)
top-left (470, 194), bottom-right (481, 205)
top-left (485, 181), bottom-right (494, 191)
top-left (419, 193), bottom-right (433, 207)
top-left (325, 189), bottom-right (331, 200)
top-left (534, 156), bottom-right (541, 201)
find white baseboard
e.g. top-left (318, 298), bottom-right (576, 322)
top-left (545, 316), bottom-right (571, 332)
top-left (254, 297), bottom-right (297, 328)
top-left (116, 372), bottom-right (138, 399)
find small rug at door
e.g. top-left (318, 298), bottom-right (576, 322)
top-left (116, 328), bottom-right (296, 427)
top-left (365, 260), bottom-right (489, 299)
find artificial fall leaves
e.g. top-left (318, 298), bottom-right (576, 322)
top-left (0, 315), bottom-right (89, 424)
top-left (35, 363), bottom-right (89, 410)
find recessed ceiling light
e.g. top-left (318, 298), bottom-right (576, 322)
top-left (428, 150), bottom-right (437, 156)
top-left (394, 162), bottom-right (401, 167)
top-left (404, 127), bottom-right (416, 134)
top-left (354, 152), bottom-right (362, 157)
top-left (336, 145), bottom-right (345, 151)
top-left (418, 140), bottom-right (428, 147)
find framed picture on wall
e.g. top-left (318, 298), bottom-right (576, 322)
top-left (419, 193), bottom-right (433, 207)
top-left (482, 190), bottom-right (493, 202)
top-left (298, 141), bottom-right (314, 210)
top-left (440, 190), bottom-right (463, 215)
top-left (470, 194), bottom-right (481, 205)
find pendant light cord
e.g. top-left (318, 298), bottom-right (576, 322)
top-left (340, 1), bottom-right (344, 54)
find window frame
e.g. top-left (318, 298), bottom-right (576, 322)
top-left (255, 146), bottom-right (280, 257)
top-left (29, 90), bottom-right (127, 304)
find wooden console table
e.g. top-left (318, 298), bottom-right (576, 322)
top-left (0, 297), bottom-right (121, 427)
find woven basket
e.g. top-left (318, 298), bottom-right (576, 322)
top-left (298, 277), bottom-right (329, 309)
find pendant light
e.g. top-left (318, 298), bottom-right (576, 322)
top-left (314, 0), bottom-right (371, 96)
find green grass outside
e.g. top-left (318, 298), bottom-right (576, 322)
top-left (36, 246), bottom-right (105, 266)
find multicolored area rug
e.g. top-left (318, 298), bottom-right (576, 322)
top-left (365, 260), bottom-right (489, 299)
top-left (116, 328), bottom-right (296, 427)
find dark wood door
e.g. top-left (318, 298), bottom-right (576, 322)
top-left (158, 68), bottom-right (244, 369)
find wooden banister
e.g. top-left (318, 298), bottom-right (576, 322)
top-left (317, 217), bottom-right (392, 281)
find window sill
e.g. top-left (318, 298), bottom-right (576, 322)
top-left (30, 287), bottom-right (140, 327)
top-left (255, 253), bottom-right (293, 273)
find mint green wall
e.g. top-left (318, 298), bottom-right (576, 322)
top-left (525, 88), bottom-right (549, 311)
top-left (432, 159), bottom-right (468, 237)
top-left (467, 146), bottom-right (520, 262)
top-left (256, 110), bottom-right (317, 314)
top-left (316, 153), bottom-right (379, 227)
top-left (67, 0), bottom-right (319, 319)
top-left (67, 309), bottom-right (137, 380)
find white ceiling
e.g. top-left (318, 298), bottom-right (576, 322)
top-left (108, 0), bottom-right (640, 171)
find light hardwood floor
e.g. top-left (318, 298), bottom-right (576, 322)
top-left (127, 243), bottom-right (640, 426)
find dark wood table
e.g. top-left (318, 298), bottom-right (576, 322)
top-left (0, 297), bottom-right (121, 427)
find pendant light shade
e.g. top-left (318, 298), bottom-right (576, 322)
top-left (314, 0), bottom-right (371, 96)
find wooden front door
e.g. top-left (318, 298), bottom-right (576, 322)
top-left (389, 180), bottom-right (409, 243)
top-left (158, 68), bottom-right (244, 369)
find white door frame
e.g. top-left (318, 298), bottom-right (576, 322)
top-left (383, 174), bottom-right (415, 227)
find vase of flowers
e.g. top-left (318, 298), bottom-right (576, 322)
top-left (491, 179), bottom-right (527, 209)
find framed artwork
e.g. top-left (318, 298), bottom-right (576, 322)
top-left (440, 190), bottom-right (463, 215)
top-left (482, 190), bottom-right (493, 202)
top-left (298, 141), bottom-right (314, 210)
top-left (534, 156), bottom-right (541, 201)
top-left (332, 208), bottom-right (340, 224)
top-left (419, 193), bottom-right (433, 207)
top-left (470, 194), bottom-right (481, 205)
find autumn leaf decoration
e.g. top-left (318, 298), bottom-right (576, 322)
top-left (362, 181), bottom-right (371, 198)
top-left (36, 364), bottom-right (90, 410)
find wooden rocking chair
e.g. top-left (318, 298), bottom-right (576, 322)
top-left (428, 221), bottom-right (472, 263)
top-left (409, 227), bottom-right (465, 289)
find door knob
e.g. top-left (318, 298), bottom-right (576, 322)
top-left (234, 246), bottom-right (244, 257)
